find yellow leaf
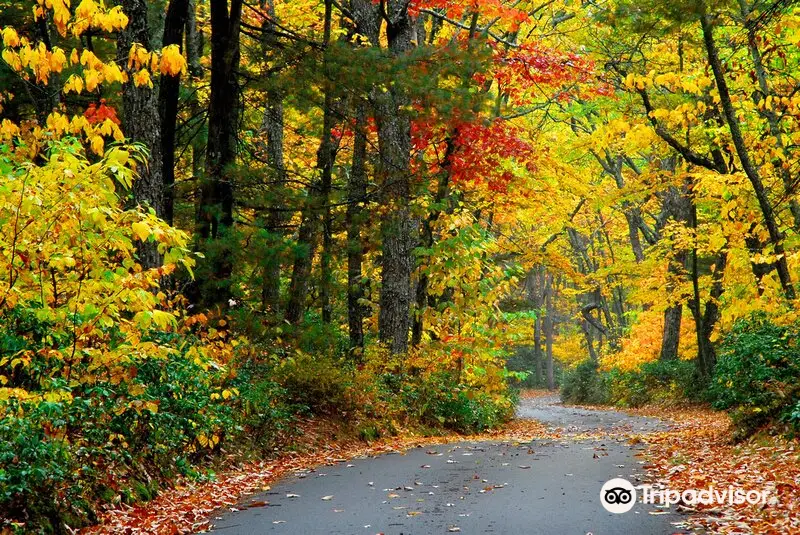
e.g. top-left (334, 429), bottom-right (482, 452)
top-left (159, 44), bottom-right (186, 76)
top-left (49, 47), bottom-right (66, 73)
top-left (90, 135), bottom-right (104, 155)
top-left (2, 27), bottom-right (20, 47)
top-left (132, 221), bottom-right (151, 241)
top-left (133, 69), bottom-right (153, 88)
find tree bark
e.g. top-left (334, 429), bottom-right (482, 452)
top-left (544, 272), bottom-right (555, 391)
top-left (285, 0), bottom-right (337, 324)
top-left (195, 0), bottom-right (243, 304)
top-left (346, 102), bottom-right (369, 351)
top-left (159, 0), bottom-right (190, 226)
top-left (657, 181), bottom-right (691, 361)
top-left (660, 299), bottom-right (683, 361)
top-left (533, 314), bottom-right (543, 384)
top-left (701, 13), bottom-right (795, 300)
top-left (118, 0), bottom-right (164, 270)
top-left (739, 0), bottom-right (800, 230)
top-left (252, 0), bottom-right (287, 315)
top-left (377, 1), bottom-right (416, 354)
top-left (319, 0), bottom-right (336, 324)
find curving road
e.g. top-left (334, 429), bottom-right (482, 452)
top-left (207, 395), bottom-right (687, 535)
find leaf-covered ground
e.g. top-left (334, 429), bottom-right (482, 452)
top-left (628, 406), bottom-right (800, 534)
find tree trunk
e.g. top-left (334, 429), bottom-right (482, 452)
top-left (544, 273), bottom-right (555, 391)
top-left (285, 0), bottom-right (337, 324)
top-left (533, 314), bottom-right (543, 385)
top-left (739, 0), bottom-right (800, 230)
top-left (660, 298), bottom-right (683, 361)
top-left (657, 182), bottom-right (691, 361)
top-left (254, 0), bottom-right (286, 315)
top-left (377, 1), bottom-right (416, 354)
top-left (159, 0), bottom-right (190, 226)
top-left (118, 0), bottom-right (164, 270)
top-left (195, 0), bottom-right (242, 304)
top-left (259, 99), bottom-right (287, 314)
top-left (346, 102), bottom-right (369, 351)
top-left (701, 13), bottom-right (795, 300)
top-left (319, 0), bottom-right (336, 324)
top-left (185, 0), bottom-right (203, 77)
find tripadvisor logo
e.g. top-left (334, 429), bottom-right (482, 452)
top-left (600, 478), bottom-right (771, 514)
top-left (600, 478), bottom-right (636, 513)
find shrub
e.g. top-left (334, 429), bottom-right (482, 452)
top-left (562, 358), bottom-right (705, 408)
top-left (402, 371), bottom-right (514, 433)
top-left (0, 311), bottom-right (241, 531)
top-left (560, 359), bottom-right (609, 404)
top-left (710, 316), bottom-right (800, 437)
top-left (270, 351), bottom-right (356, 416)
top-left (232, 362), bottom-right (294, 449)
top-left (608, 359), bottom-right (705, 407)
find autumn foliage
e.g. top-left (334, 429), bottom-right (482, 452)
top-left (2, 0), bottom-right (800, 533)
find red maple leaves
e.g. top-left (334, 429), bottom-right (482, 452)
top-left (84, 99), bottom-right (121, 125)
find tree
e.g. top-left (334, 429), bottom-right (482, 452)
top-left (195, 0), bottom-right (243, 304)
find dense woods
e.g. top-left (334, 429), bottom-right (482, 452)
top-left (2, 0), bottom-right (800, 532)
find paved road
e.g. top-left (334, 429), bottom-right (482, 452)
top-left (208, 396), bottom-right (687, 534)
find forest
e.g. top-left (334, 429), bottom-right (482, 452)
top-left (1, 0), bottom-right (799, 533)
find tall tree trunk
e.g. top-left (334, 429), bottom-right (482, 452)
top-left (196, 0), bottom-right (243, 304)
top-left (285, 0), bottom-right (337, 324)
top-left (258, 0), bottom-right (287, 315)
top-left (118, 0), bottom-right (164, 270)
top-left (533, 314), bottom-right (543, 385)
top-left (701, 12), bottom-right (795, 300)
top-left (739, 0), bottom-right (800, 230)
top-left (346, 102), bottom-right (369, 351)
top-left (658, 182), bottom-right (691, 361)
top-left (377, 1), bottom-right (416, 354)
top-left (159, 0), bottom-right (190, 226)
top-left (342, 0), bottom-right (381, 347)
top-left (319, 0), bottom-right (335, 324)
top-left (544, 272), bottom-right (555, 391)
top-left (185, 0), bottom-right (203, 77)
top-left (660, 297), bottom-right (683, 361)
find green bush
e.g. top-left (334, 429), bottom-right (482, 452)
top-left (560, 359), bottom-right (609, 405)
top-left (402, 372), bottom-right (514, 433)
top-left (232, 363), bottom-right (294, 449)
top-left (0, 401), bottom-right (76, 530)
top-left (608, 360), bottom-right (705, 407)
top-left (271, 352), bottom-right (356, 416)
top-left (710, 316), bottom-right (800, 437)
top-left (561, 358), bottom-right (705, 408)
top-left (0, 316), bottom-right (243, 532)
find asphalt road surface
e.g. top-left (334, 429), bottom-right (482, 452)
top-left (207, 395), bottom-right (687, 535)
